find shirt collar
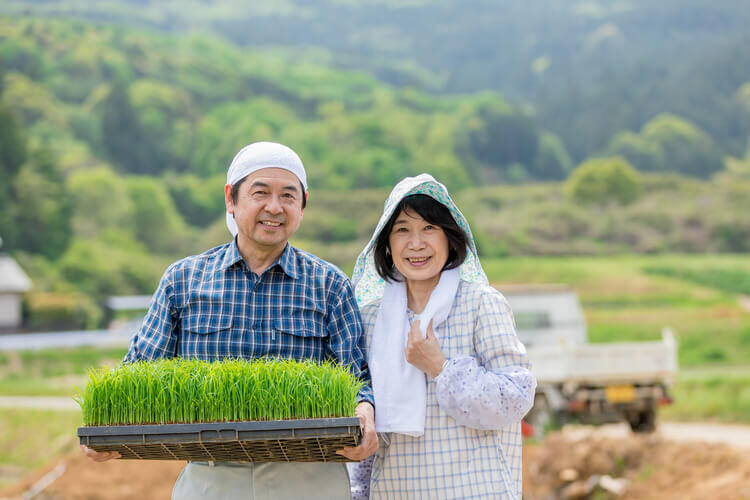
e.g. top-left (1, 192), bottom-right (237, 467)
top-left (220, 238), bottom-right (300, 280)
top-left (220, 238), bottom-right (244, 270)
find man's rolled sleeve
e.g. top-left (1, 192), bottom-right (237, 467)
top-left (326, 278), bottom-right (375, 407)
top-left (124, 265), bottom-right (180, 362)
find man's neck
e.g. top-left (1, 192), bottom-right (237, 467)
top-left (236, 238), bottom-right (287, 275)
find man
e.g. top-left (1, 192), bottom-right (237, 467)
top-left (83, 142), bottom-right (377, 499)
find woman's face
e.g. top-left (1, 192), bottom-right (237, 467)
top-left (388, 208), bottom-right (450, 285)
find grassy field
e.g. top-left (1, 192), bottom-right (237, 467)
top-left (0, 409), bottom-right (81, 489)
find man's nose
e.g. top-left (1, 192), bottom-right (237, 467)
top-left (264, 194), bottom-right (283, 214)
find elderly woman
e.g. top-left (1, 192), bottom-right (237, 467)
top-left (349, 174), bottom-right (536, 499)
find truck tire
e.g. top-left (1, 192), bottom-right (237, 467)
top-left (628, 408), bottom-right (656, 433)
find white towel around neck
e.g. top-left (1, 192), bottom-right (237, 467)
top-left (369, 268), bottom-right (460, 436)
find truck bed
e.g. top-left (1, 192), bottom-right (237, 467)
top-left (527, 330), bottom-right (677, 385)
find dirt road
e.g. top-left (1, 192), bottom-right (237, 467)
top-left (562, 421), bottom-right (750, 449)
top-left (1, 421), bottom-right (749, 499)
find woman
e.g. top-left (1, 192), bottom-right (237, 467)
top-left (349, 174), bottom-right (536, 499)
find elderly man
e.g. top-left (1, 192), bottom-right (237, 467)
top-left (83, 142), bottom-right (377, 499)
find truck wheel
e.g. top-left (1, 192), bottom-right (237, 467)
top-left (628, 408), bottom-right (656, 433)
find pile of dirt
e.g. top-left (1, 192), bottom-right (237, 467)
top-left (1, 433), bottom-right (749, 499)
top-left (523, 432), bottom-right (750, 500)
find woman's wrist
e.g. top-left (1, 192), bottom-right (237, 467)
top-left (430, 356), bottom-right (449, 378)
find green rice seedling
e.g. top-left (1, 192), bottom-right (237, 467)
top-left (76, 357), bottom-right (364, 426)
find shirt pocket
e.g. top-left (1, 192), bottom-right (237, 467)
top-left (180, 304), bottom-right (233, 334)
top-left (272, 313), bottom-right (327, 339)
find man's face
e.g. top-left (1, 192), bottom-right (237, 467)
top-left (225, 168), bottom-right (304, 253)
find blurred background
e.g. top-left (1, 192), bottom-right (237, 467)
top-left (0, 1), bottom-right (749, 498)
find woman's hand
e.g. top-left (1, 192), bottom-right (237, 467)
top-left (405, 319), bottom-right (446, 378)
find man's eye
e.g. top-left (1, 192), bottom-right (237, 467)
top-left (283, 193), bottom-right (295, 198)
top-left (424, 225), bottom-right (435, 230)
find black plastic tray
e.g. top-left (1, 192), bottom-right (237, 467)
top-left (78, 417), bottom-right (361, 462)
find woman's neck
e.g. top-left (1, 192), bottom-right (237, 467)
top-left (405, 275), bottom-right (441, 314)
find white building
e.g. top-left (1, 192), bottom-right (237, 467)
top-left (0, 254), bottom-right (32, 329)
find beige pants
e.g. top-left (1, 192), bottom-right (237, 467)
top-left (172, 461), bottom-right (351, 500)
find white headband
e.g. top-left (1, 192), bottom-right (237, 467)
top-left (225, 142), bottom-right (307, 236)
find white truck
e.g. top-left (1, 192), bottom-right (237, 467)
top-left (500, 285), bottom-right (677, 434)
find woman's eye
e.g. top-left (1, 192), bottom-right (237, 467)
top-left (424, 225), bottom-right (435, 230)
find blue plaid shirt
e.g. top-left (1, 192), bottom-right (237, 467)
top-left (125, 239), bottom-right (373, 405)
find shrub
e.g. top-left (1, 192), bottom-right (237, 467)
top-left (566, 156), bottom-right (642, 206)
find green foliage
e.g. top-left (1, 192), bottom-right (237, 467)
top-left (23, 291), bottom-right (102, 330)
top-left (0, 101), bottom-right (27, 245)
top-left (608, 114), bottom-right (724, 178)
top-left (125, 176), bottom-right (191, 254)
top-left (164, 173), bottom-right (226, 227)
top-left (77, 358), bottom-right (364, 425)
top-left (532, 133), bottom-right (573, 181)
top-left (57, 238), bottom-right (165, 299)
top-left (99, 81), bottom-right (168, 174)
top-left (566, 156), bottom-right (642, 206)
top-left (67, 165), bottom-right (134, 238)
top-left (8, 148), bottom-right (72, 258)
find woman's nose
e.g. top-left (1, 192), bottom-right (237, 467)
top-left (407, 232), bottom-right (425, 249)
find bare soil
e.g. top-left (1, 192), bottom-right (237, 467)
top-left (1, 430), bottom-right (749, 499)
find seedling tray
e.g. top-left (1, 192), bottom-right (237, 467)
top-left (78, 417), bottom-right (361, 462)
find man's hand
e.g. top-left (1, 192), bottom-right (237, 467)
top-left (405, 319), bottom-right (446, 378)
top-left (336, 402), bottom-right (377, 461)
top-left (81, 445), bottom-right (121, 462)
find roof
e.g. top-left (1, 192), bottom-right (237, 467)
top-left (0, 254), bottom-right (32, 293)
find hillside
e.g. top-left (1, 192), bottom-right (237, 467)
top-left (3, 0), bottom-right (750, 161)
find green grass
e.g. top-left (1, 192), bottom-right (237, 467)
top-left (77, 358), bottom-right (364, 426)
top-left (0, 346), bottom-right (127, 397)
top-left (662, 368), bottom-right (750, 423)
top-left (0, 409), bottom-right (81, 489)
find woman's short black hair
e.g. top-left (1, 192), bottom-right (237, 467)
top-left (374, 194), bottom-right (469, 282)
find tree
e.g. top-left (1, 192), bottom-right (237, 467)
top-left (608, 114), bottom-right (724, 178)
top-left (125, 176), bottom-right (191, 255)
top-left (567, 156), bottom-right (643, 206)
top-left (99, 81), bottom-right (165, 174)
top-left (10, 148), bottom-right (73, 258)
top-left (0, 103), bottom-right (28, 248)
top-left (67, 166), bottom-right (134, 238)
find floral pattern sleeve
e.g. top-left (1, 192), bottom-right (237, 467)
top-left (434, 289), bottom-right (536, 430)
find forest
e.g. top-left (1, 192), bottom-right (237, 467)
top-left (0, 5), bottom-right (749, 329)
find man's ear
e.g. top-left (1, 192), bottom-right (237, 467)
top-left (224, 184), bottom-right (234, 213)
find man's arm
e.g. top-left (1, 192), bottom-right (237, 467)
top-left (124, 264), bottom-right (180, 363)
top-left (325, 278), bottom-right (374, 406)
top-left (326, 278), bottom-right (377, 460)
